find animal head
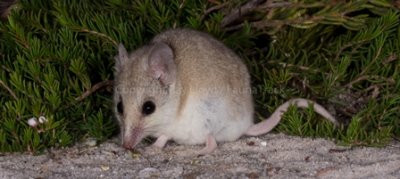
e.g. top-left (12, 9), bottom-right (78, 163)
top-left (113, 43), bottom-right (177, 149)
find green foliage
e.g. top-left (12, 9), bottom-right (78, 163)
top-left (276, 105), bottom-right (337, 138)
top-left (80, 109), bottom-right (117, 142)
top-left (0, 0), bottom-right (399, 152)
top-left (241, 0), bottom-right (394, 33)
top-left (254, 9), bottom-right (400, 147)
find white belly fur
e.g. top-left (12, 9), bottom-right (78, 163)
top-left (161, 95), bottom-right (253, 145)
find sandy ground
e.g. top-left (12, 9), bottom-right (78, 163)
top-left (0, 133), bottom-right (399, 178)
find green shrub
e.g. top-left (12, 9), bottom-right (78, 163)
top-left (0, 0), bottom-right (398, 152)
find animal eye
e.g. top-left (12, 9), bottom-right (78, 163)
top-left (142, 101), bottom-right (156, 115)
top-left (117, 101), bottom-right (123, 114)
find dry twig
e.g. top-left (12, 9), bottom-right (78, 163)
top-left (80, 29), bottom-right (118, 47)
top-left (221, 0), bottom-right (267, 27)
top-left (345, 75), bottom-right (395, 88)
top-left (75, 80), bottom-right (114, 101)
top-left (0, 79), bottom-right (17, 100)
top-left (201, 2), bottom-right (229, 22)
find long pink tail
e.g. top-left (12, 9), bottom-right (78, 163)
top-left (245, 98), bottom-right (338, 136)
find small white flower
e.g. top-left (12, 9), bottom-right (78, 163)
top-left (84, 137), bottom-right (97, 147)
top-left (38, 116), bottom-right (48, 123)
top-left (261, 141), bottom-right (267, 147)
top-left (101, 165), bottom-right (110, 171)
top-left (27, 117), bottom-right (38, 127)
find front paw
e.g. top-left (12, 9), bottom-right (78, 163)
top-left (143, 144), bottom-right (164, 154)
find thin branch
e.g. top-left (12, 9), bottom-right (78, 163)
top-left (345, 75), bottom-right (395, 88)
top-left (75, 80), bottom-right (114, 101)
top-left (0, 0), bottom-right (17, 20)
top-left (221, 0), bottom-right (267, 27)
top-left (221, 0), bottom-right (325, 29)
top-left (251, 15), bottom-right (324, 29)
top-left (224, 15), bottom-right (323, 32)
top-left (266, 59), bottom-right (328, 75)
top-left (201, 2), bottom-right (229, 22)
top-left (2, 65), bottom-right (12, 73)
top-left (257, 1), bottom-right (325, 10)
top-left (337, 108), bottom-right (355, 118)
top-left (383, 53), bottom-right (398, 64)
top-left (13, 35), bottom-right (30, 49)
top-left (363, 85), bottom-right (380, 99)
top-left (80, 29), bottom-right (118, 47)
top-left (0, 79), bottom-right (18, 100)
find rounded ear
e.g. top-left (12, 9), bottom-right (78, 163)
top-left (147, 42), bottom-right (176, 85)
top-left (114, 43), bottom-right (129, 74)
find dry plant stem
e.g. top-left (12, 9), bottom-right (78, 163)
top-left (337, 108), bottom-right (355, 117)
top-left (292, 76), bottom-right (313, 96)
top-left (224, 24), bottom-right (246, 31)
top-left (75, 80), bottom-right (114, 101)
top-left (80, 29), bottom-right (118, 47)
top-left (201, 2), bottom-right (229, 22)
top-left (173, 0), bottom-right (186, 28)
top-left (221, 1), bottom-right (326, 30)
top-left (0, 79), bottom-right (17, 100)
top-left (0, 7), bottom-right (10, 19)
top-left (383, 53), bottom-right (397, 64)
top-left (258, 1), bottom-right (325, 10)
top-left (0, 0), bottom-right (17, 20)
top-left (266, 60), bottom-right (326, 74)
top-left (221, 0), bottom-right (267, 27)
top-left (14, 36), bottom-right (30, 49)
top-left (345, 75), bottom-right (395, 88)
top-left (225, 16), bottom-right (323, 31)
top-left (365, 85), bottom-right (380, 99)
top-left (1, 65), bottom-right (11, 72)
top-left (251, 16), bottom-right (324, 29)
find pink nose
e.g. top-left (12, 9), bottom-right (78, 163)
top-left (122, 128), bottom-right (142, 149)
top-left (122, 141), bottom-right (134, 149)
top-left (122, 142), bottom-right (132, 149)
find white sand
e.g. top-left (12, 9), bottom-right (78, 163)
top-left (1, 133), bottom-right (399, 178)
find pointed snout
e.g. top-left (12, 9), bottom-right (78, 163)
top-left (121, 127), bottom-right (144, 150)
top-left (122, 140), bottom-right (135, 149)
top-left (122, 135), bottom-right (141, 150)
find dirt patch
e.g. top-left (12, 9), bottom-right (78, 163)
top-left (1, 133), bottom-right (399, 178)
